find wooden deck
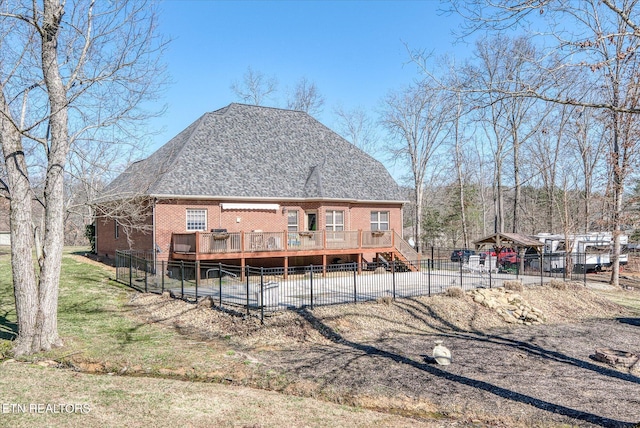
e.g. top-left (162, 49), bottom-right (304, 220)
top-left (170, 230), bottom-right (419, 271)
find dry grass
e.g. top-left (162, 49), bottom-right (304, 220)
top-left (3, 251), bottom-right (640, 427)
top-left (0, 362), bottom-right (437, 428)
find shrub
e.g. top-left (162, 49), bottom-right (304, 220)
top-left (504, 280), bottom-right (524, 292)
top-left (445, 286), bottom-right (465, 298)
top-left (85, 223), bottom-right (96, 253)
top-left (549, 279), bottom-right (567, 290)
top-left (376, 296), bottom-right (393, 305)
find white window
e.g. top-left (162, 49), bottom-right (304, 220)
top-left (287, 210), bottom-right (299, 232)
top-left (186, 209), bottom-right (207, 231)
top-left (114, 220), bottom-right (119, 239)
top-left (370, 211), bottom-right (389, 231)
top-left (325, 210), bottom-right (344, 231)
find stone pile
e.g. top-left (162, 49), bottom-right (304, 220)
top-left (469, 287), bottom-right (546, 325)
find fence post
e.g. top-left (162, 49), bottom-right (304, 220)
top-left (161, 260), bottom-right (165, 294)
top-left (144, 260), bottom-right (148, 293)
top-left (489, 258), bottom-right (492, 289)
top-left (180, 261), bottom-right (184, 300)
top-left (129, 253), bottom-right (133, 288)
top-left (428, 256), bottom-right (431, 297)
top-left (218, 262), bottom-right (223, 308)
top-left (353, 262), bottom-right (357, 304)
top-left (431, 246), bottom-right (434, 270)
top-left (246, 265), bottom-right (250, 316)
top-left (539, 252), bottom-right (543, 286)
top-left (310, 264), bottom-right (314, 310)
top-left (459, 258), bottom-right (463, 290)
top-left (391, 259), bottom-right (396, 300)
top-left (260, 267), bottom-right (264, 324)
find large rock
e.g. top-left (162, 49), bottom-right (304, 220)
top-left (593, 348), bottom-right (639, 368)
top-left (469, 287), bottom-right (545, 325)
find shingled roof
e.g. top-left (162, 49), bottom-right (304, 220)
top-left (102, 103), bottom-right (404, 203)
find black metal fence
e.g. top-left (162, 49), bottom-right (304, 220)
top-left (114, 249), bottom-right (610, 322)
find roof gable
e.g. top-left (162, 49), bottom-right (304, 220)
top-left (103, 104), bottom-right (404, 202)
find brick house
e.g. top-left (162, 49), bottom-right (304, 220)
top-left (95, 103), bottom-right (416, 271)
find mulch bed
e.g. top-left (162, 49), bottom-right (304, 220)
top-left (264, 317), bottom-right (640, 427)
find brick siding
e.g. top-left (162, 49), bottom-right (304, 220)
top-left (97, 198), bottom-right (403, 264)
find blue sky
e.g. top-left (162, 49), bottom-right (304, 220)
top-left (150, 1), bottom-right (468, 168)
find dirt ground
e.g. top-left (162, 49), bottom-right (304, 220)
top-left (125, 273), bottom-right (640, 428)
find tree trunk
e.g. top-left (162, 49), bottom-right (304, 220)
top-left (494, 161), bottom-right (504, 233)
top-left (456, 157), bottom-right (468, 248)
top-left (415, 185), bottom-right (424, 253)
top-left (35, 0), bottom-right (68, 351)
top-left (454, 97), bottom-right (469, 247)
top-left (0, 92), bottom-right (39, 356)
top-left (546, 181), bottom-right (554, 232)
top-left (610, 126), bottom-right (623, 288)
top-left (512, 139), bottom-right (520, 233)
top-left (1, 0), bottom-right (68, 355)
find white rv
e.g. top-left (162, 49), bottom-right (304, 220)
top-left (533, 232), bottom-right (628, 273)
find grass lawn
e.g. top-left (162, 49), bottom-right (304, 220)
top-left (1, 248), bottom-right (226, 371)
top-left (0, 248), bottom-right (435, 427)
top-left (0, 363), bottom-right (428, 428)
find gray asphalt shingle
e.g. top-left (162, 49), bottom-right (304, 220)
top-left (102, 103), bottom-right (404, 202)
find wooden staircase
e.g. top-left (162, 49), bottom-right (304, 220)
top-left (378, 233), bottom-right (421, 272)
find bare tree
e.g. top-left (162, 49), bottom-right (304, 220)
top-left (467, 35), bottom-right (552, 234)
top-left (452, 0), bottom-right (640, 286)
top-left (471, 136), bottom-right (493, 236)
top-left (525, 105), bottom-right (573, 232)
top-left (467, 37), bottom-right (513, 234)
top-left (0, 0), bottom-right (165, 356)
top-left (230, 66), bottom-right (278, 106)
top-left (567, 104), bottom-right (609, 232)
top-left (286, 77), bottom-right (324, 116)
top-left (63, 122), bottom-right (155, 246)
top-left (333, 104), bottom-right (379, 155)
top-left (380, 80), bottom-right (451, 253)
top-left (439, 58), bottom-right (476, 247)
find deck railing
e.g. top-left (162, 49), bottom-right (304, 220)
top-left (393, 231), bottom-right (420, 269)
top-left (362, 230), bottom-right (393, 248)
top-left (172, 230), bottom-right (398, 255)
top-left (172, 233), bottom-right (196, 253)
top-left (326, 231), bottom-right (359, 249)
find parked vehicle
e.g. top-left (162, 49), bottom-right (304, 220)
top-left (479, 248), bottom-right (518, 264)
top-left (451, 249), bottom-right (475, 263)
top-left (498, 248), bottom-right (519, 264)
top-left (533, 232), bottom-right (628, 273)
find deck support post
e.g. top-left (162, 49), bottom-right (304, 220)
top-left (322, 254), bottom-right (327, 277)
top-left (283, 256), bottom-right (289, 280)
